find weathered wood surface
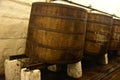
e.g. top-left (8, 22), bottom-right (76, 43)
top-left (85, 13), bottom-right (113, 55)
top-left (109, 19), bottom-right (120, 50)
top-left (26, 2), bottom-right (87, 64)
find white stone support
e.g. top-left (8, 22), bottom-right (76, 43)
top-left (99, 53), bottom-right (109, 65)
top-left (5, 59), bottom-right (21, 80)
top-left (47, 65), bottom-right (57, 72)
top-left (67, 61), bottom-right (82, 78)
top-left (4, 57), bottom-right (31, 80)
top-left (21, 68), bottom-right (27, 80)
top-left (21, 68), bottom-right (41, 80)
top-left (104, 53), bottom-right (109, 64)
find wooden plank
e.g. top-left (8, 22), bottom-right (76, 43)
top-left (10, 54), bottom-right (28, 60)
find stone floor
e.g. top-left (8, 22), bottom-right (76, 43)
top-left (41, 55), bottom-right (120, 80)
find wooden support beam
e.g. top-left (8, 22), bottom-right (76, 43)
top-left (9, 54), bottom-right (28, 60)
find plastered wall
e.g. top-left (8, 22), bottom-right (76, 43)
top-left (0, 0), bottom-right (50, 75)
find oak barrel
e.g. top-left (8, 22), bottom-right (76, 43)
top-left (109, 19), bottom-right (120, 50)
top-left (85, 13), bottom-right (112, 55)
top-left (25, 2), bottom-right (87, 64)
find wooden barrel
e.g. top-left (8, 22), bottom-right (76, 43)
top-left (85, 13), bottom-right (112, 55)
top-left (25, 2), bottom-right (87, 64)
top-left (109, 19), bottom-right (120, 50)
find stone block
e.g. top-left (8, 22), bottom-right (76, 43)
top-left (5, 59), bottom-right (21, 80)
top-left (47, 65), bottom-right (57, 72)
top-left (21, 68), bottom-right (41, 80)
top-left (0, 39), bottom-right (26, 75)
top-left (67, 61), bottom-right (82, 78)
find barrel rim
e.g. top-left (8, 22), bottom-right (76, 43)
top-left (113, 18), bottom-right (120, 21)
top-left (88, 13), bottom-right (113, 19)
top-left (32, 2), bottom-right (87, 12)
top-left (113, 18), bottom-right (120, 23)
top-left (113, 19), bottom-right (120, 26)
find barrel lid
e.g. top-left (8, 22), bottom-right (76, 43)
top-left (113, 16), bottom-right (120, 20)
top-left (113, 18), bottom-right (120, 25)
top-left (51, 0), bottom-right (71, 5)
top-left (52, 0), bottom-right (87, 9)
top-left (87, 10), bottom-right (113, 25)
top-left (89, 11), bottom-right (112, 18)
top-left (32, 2), bottom-right (87, 12)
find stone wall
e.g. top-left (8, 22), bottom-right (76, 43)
top-left (0, 0), bottom-right (50, 75)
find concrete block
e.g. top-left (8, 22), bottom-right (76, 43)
top-left (67, 61), bottom-right (82, 78)
top-left (98, 53), bottom-right (108, 65)
top-left (21, 68), bottom-right (41, 80)
top-left (47, 65), bottom-right (57, 72)
top-left (21, 68), bottom-right (27, 80)
top-left (4, 57), bottom-right (34, 80)
top-left (4, 59), bottom-right (21, 80)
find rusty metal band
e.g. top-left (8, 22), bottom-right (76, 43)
top-left (110, 39), bottom-right (120, 41)
top-left (30, 26), bottom-right (84, 35)
top-left (87, 20), bottom-right (112, 26)
top-left (86, 30), bottom-right (109, 36)
top-left (113, 31), bottom-right (120, 34)
top-left (109, 48), bottom-right (120, 51)
top-left (86, 39), bottom-right (108, 44)
top-left (85, 51), bottom-right (106, 55)
top-left (31, 13), bottom-right (87, 21)
top-left (27, 40), bottom-right (83, 51)
top-left (113, 23), bottom-right (120, 26)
